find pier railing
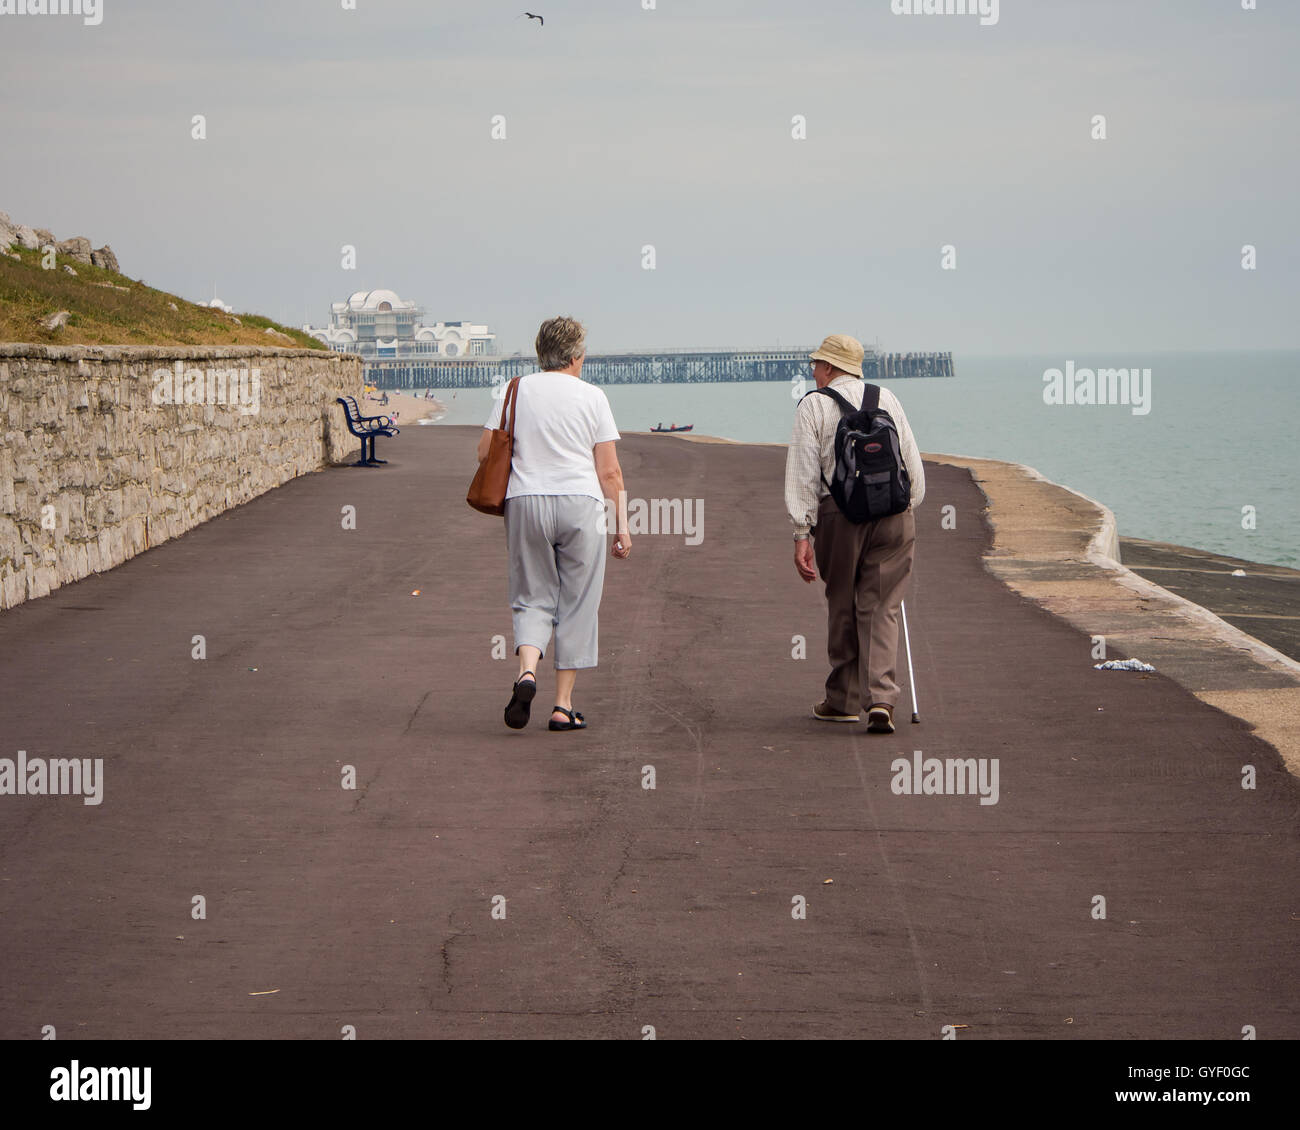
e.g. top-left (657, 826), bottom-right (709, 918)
top-left (360, 348), bottom-right (953, 389)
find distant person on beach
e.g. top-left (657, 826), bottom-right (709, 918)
top-left (785, 334), bottom-right (926, 733)
top-left (478, 315), bottom-right (632, 731)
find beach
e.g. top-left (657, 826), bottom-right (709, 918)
top-left (361, 389), bottom-right (447, 426)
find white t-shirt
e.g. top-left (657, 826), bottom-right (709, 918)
top-left (483, 371), bottom-right (621, 502)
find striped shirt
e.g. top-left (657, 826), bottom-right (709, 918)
top-left (784, 375), bottom-right (926, 538)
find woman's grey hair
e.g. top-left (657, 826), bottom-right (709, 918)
top-left (536, 316), bottom-right (586, 372)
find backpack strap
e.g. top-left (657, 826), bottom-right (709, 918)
top-left (805, 383), bottom-right (881, 415)
top-left (806, 385), bottom-right (856, 414)
top-left (803, 386), bottom-right (858, 492)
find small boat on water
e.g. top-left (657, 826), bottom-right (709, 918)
top-left (650, 423), bottom-right (694, 433)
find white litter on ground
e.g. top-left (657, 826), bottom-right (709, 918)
top-left (1094, 658), bottom-right (1156, 672)
top-left (1231, 569), bottom-right (1247, 577)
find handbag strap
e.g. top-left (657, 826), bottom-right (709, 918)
top-left (503, 376), bottom-right (521, 436)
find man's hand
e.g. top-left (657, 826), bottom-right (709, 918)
top-left (613, 531), bottom-right (631, 559)
top-left (794, 537), bottom-right (816, 583)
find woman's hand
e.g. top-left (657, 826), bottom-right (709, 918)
top-left (613, 531), bottom-right (631, 559)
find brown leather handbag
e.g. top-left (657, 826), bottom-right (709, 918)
top-left (466, 377), bottom-right (520, 516)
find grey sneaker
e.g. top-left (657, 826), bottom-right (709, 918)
top-left (813, 701), bottom-right (860, 723)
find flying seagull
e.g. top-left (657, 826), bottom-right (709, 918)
top-left (524, 11), bottom-right (543, 25)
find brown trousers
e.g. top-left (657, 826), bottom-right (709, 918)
top-left (811, 496), bottom-right (916, 713)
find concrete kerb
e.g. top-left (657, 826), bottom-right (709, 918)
top-left (928, 452), bottom-right (1300, 778)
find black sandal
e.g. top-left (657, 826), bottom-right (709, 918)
top-left (548, 706), bottom-right (587, 731)
top-left (504, 673), bottom-right (537, 729)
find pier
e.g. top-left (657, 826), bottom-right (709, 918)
top-left (875, 351), bottom-right (956, 380)
top-left (362, 347), bottom-right (955, 390)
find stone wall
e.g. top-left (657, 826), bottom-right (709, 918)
top-left (0, 345), bottom-right (363, 610)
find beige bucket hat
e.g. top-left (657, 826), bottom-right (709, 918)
top-left (809, 334), bottom-right (864, 378)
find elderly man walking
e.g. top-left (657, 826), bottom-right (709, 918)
top-left (785, 334), bottom-right (926, 733)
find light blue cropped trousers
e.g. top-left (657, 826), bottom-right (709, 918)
top-left (503, 494), bottom-right (607, 670)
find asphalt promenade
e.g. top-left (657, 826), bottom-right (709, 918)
top-left (0, 426), bottom-right (1295, 1040)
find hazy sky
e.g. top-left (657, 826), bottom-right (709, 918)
top-left (2, 0), bottom-right (1297, 354)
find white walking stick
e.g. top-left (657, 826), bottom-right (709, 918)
top-left (901, 599), bottom-right (919, 724)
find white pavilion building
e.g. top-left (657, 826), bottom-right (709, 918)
top-left (304, 289), bottom-right (495, 359)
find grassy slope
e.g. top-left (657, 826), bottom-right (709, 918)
top-left (0, 245), bottom-right (326, 349)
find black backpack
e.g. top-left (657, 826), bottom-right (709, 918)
top-left (806, 383), bottom-right (911, 522)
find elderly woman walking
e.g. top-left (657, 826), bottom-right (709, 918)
top-left (478, 316), bottom-right (631, 730)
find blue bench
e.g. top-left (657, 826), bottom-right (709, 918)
top-left (337, 395), bottom-right (400, 467)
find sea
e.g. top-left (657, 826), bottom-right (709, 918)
top-left (415, 350), bottom-right (1299, 569)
